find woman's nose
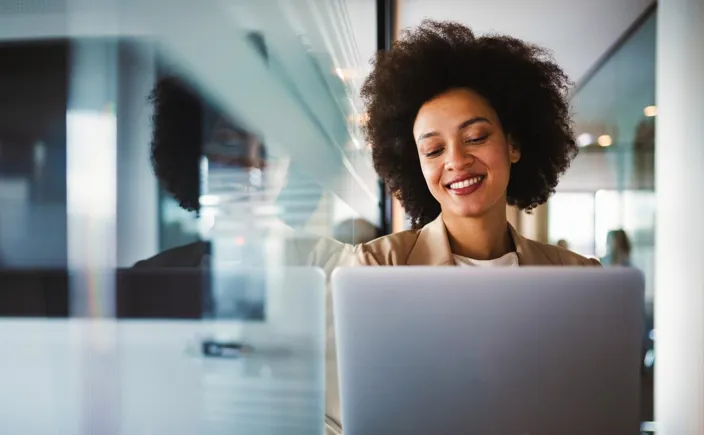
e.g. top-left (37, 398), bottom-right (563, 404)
top-left (444, 142), bottom-right (474, 171)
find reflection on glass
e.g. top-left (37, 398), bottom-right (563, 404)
top-left (0, 0), bottom-right (380, 435)
top-left (142, 73), bottom-right (360, 321)
top-left (595, 189), bottom-right (656, 303)
top-left (552, 9), bottom-right (657, 312)
top-left (1, 0), bottom-right (379, 433)
top-left (569, 12), bottom-right (656, 191)
top-left (558, 15), bottom-right (657, 425)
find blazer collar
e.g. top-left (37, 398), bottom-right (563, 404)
top-left (406, 214), bottom-right (555, 266)
top-left (406, 215), bottom-right (454, 266)
top-left (508, 223), bottom-right (554, 265)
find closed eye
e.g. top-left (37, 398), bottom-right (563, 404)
top-left (424, 148), bottom-right (443, 158)
top-left (465, 135), bottom-right (489, 144)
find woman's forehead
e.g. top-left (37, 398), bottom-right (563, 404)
top-left (413, 89), bottom-right (497, 135)
top-left (211, 117), bottom-right (250, 136)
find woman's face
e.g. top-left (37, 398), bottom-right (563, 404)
top-left (205, 117), bottom-right (266, 169)
top-left (413, 88), bottom-right (520, 219)
top-left (203, 117), bottom-right (289, 202)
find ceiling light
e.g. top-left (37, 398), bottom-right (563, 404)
top-left (334, 68), bottom-right (359, 81)
top-left (644, 105), bottom-right (657, 117)
top-left (597, 135), bottom-right (612, 147)
top-left (359, 111), bottom-right (370, 125)
top-left (576, 133), bottom-right (594, 147)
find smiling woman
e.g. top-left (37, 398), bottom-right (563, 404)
top-left (413, 89), bottom-right (520, 221)
top-left (352, 19), bottom-right (596, 266)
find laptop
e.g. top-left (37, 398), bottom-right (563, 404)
top-left (332, 267), bottom-right (644, 435)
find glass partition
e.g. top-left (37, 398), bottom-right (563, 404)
top-left (553, 10), bottom-right (656, 306)
top-left (548, 8), bottom-right (656, 426)
top-left (0, 1), bottom-right (377, 433)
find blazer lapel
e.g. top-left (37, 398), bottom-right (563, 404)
top-left (405, 215), bottom-right (557, 266)
top-left (406, 215), bottom-right (454, 266)
top-left (509, 224), bottom-right (556, 265)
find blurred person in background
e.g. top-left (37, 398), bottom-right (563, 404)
top-left (601, 229), bottom-right (632, 267)
top-left (349, 20), bottom-right (599, 268)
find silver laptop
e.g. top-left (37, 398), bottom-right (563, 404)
top-left (332, 267), bottom-right (644, 435)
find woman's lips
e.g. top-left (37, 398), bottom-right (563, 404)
top-left (446, 175), bottom-right (486, 196)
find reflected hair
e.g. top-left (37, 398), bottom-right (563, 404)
top-left (148, 32), bottom-right (268, 213)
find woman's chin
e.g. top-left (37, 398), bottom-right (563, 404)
top-left (444, 197), bottom-right (504, 219)
top-left (446, 204), bottom-right (489, 219)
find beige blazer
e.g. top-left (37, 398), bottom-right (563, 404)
top-left (350, 214), bottom-right (599, 267)
top-left (324, 215), bottom-right (598, 434)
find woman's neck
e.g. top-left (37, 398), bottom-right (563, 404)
top-left (442, 204), bottom-right (513, 261)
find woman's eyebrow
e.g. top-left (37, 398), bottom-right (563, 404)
top-left (416, 117), bottom-right (490, 142)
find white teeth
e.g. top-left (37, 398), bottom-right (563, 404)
top-left (449, 176), bottom-right (483, 190)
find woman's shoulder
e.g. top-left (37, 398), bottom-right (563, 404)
top-left (525, 238), bottom-right (601, 266)
top-left (133, 241), bottom-right (208, 268)
top-left (353, 228), bottom-right (424, 266)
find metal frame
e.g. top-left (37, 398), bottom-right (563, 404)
top-left (376, 0), bottom-right (396, 236)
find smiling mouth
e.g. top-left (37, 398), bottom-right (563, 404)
top-left (446, 175), bottom-right (486, 190)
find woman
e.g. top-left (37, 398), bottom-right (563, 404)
top-left (352, 20), bottom-right (599, 267)
top-left (324, 22), bottom-right (601, 433)
top-left (602, 229), bottom-right (632, 266)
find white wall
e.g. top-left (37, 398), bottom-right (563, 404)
top-left (655, 0), bottom-right (704, 432)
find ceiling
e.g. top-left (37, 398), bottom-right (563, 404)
top-left (0, 0), bottom-right (654, 90)
top-left (392, 0), bottom-right (654, 86)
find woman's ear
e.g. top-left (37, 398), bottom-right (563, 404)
top-left (508, 136), bottom-right (521, 164)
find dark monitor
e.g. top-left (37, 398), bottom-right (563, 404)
top-left (116, 268), bottom-right (207, 319)
top-left (0, 269), bottom-right (264, 320)
top-left (0, 269), bottom-right (69, 317)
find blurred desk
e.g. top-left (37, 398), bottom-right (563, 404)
top-left (0, 319), bottom-right (325, 435)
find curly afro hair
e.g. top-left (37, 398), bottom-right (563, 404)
top-left (361, 20), bottom-right (578, 229)
top-left (148, 76), bottom-right (205, 212)
top-left (148, 32), bottom-right (269, 213)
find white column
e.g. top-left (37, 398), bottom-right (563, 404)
top-left (66, 38), bottom-right (121, 435)
top-left (655, 1), bottom-right (704, 433)
top-left (66, 39), bottom-right (118, 317)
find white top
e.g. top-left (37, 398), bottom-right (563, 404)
top-left (453, 251), bottom-right (519, 267)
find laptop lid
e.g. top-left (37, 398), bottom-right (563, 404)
top-left (332, 267), bottom-right (644, 435)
